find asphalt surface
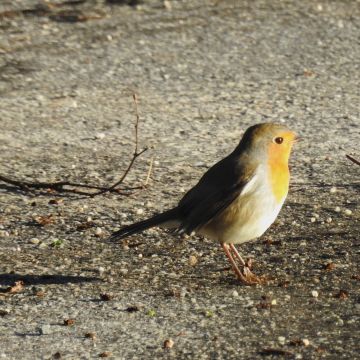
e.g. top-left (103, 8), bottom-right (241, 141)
top-left (0, 0), bottom-right (359, 359)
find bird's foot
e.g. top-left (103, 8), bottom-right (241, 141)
top-left (242, 266), bottom-right (266, 285)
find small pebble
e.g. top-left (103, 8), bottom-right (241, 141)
top-left (188, 255), bottom-right (198, 266)
top-left (271, 299), bottom-right (277, 305)
top-left (138, 253), bottom-right (143, 259)
top-left (136, 208), bottom-right (144, 215)
top-left (302, 339), bottom-right (310, 346)
top-left (95, 133), bottom-right (105, 140)
top-left (95, 227), bottom-right (103, 237)
top-left (310, 217), bottom-right (316, 223)
top-left (278, 336), bottom-right (286, 345)
top-left (330, 187), bottom-right (337, 193)
top-left (311, 290), bottom-right (319, 298)
top-left (163, 0), bottom-right (172, 10)
top-left (344, 209), bottom-right (352, 215)
top-left (232, 290), bottom-right (239, 297)
top-left (335, 206), bottom-right (341, 212)
top-left (326, 217), bottom-right (332, 223)
top-left (29, 238), bottom-right (40, 244)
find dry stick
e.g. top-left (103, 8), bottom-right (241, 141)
top-left (0, 93), bottom-right (149, 196)
top-left (346, 154), bottom-right (360, 166)
top-left (90, 93), bottom-right (148, 197)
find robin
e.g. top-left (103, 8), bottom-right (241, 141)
top-left (109, 123), bottom-right (298, 284)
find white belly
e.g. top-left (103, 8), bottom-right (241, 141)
top-left (200, 173), bottom-right (287, 244)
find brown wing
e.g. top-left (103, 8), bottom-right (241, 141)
top-left (176, 154), bottom-right (256, 235)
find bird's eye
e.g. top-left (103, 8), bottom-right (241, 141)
top-left (274, 137), bottom-right (284, 144)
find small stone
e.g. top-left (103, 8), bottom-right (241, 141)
top-left (119, 268), bottom-right (128, 275)
top-left (278, 336), bottom-right (286, 344)
top-left (310, 217), bottom-right (316, 223)
top-left (335, 206), bottom-right (341, 212)
top-left (95, 133), bottom-right (105, 140)
top-left (232, 290), bottom-right (239, 297)
top-left (302, 339), bottom-right (310, 346)
top-left (136, 208), bottom-right (144, 215)
top-left (29, 238), bottom-right (40, 244)
top-left (326, 217), bottom-right (332, 223)
top-left (311, 290), bottom-right (319, 298)
top-left (138, 253), bottom-right (143, 259)
top-left (95, 227), bottom-right (103, 237)
top-left (163, 0), bottom-right (172, 10)
top-left (329, 187), bottom-right (337, 193)
top-left (271, 299), bottom-right (277, 305)
top-left (344, 209), bottom-right (352, 215)
top-left (188, 255), bottom-right (198, 266)
top-left (40, 324), bottom-right (53, 335)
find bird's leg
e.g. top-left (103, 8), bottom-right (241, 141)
top-left (229, 244), bottom-right (264, 284)
top-left (228, 243), bottom-right (246, 266)
top-left (221, 244), bottom-right (253, 285)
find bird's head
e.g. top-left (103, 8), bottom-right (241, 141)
top-left (237, 123), bottom-right (298, 165)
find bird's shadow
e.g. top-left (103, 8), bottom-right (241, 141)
top-left (0, 273), bottom-right (100, 288)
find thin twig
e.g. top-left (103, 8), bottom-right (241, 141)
top-left (143, 156), bottom-right (154, 187)
top-left (346, 154), bottom-right (360, 166)
top-left (90, 93), bottom-right (148, 197)
top-left (0, 93), bottom-right (150, 197)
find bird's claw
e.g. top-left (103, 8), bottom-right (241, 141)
top-left (242, 266), bottom-right (266, 285)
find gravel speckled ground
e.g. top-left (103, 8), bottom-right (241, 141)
top-left (0, 0), bottom-right (359, 359)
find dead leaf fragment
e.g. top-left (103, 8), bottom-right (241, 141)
top-left (85, 332), bottom-right (96, 340)
top-left (99, 352), bottom-right (112, 358)
top-left (36, 290), bottom-right (46, 297)
top-left (6, 281), bottom-right (24, 294)
top-left (100, 293), bottom-right (113, 301)
top-left (163, 338), bottom-right (174, 349)
top-left (63, 318), bottom-right (75, 326)
top-left (35, 214), bottom-right (55, 226)
top-left (324, 262), bottom-right (336, 271)
top-left (334, 290), bottom-right (349, 300)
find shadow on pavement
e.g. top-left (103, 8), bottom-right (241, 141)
top-left (0, 273), bottom-right (100, 287)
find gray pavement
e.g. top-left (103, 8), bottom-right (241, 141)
top-left (0, 0), bottom-right (359, 359)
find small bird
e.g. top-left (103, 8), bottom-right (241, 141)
top-left (109, 123), bottom-right (298, 284)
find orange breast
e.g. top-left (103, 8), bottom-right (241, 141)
top-left (268, 143), bottom-right (290, 202)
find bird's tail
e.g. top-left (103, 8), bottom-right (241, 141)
top-left (108, 208), bottom-right (179, 242)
